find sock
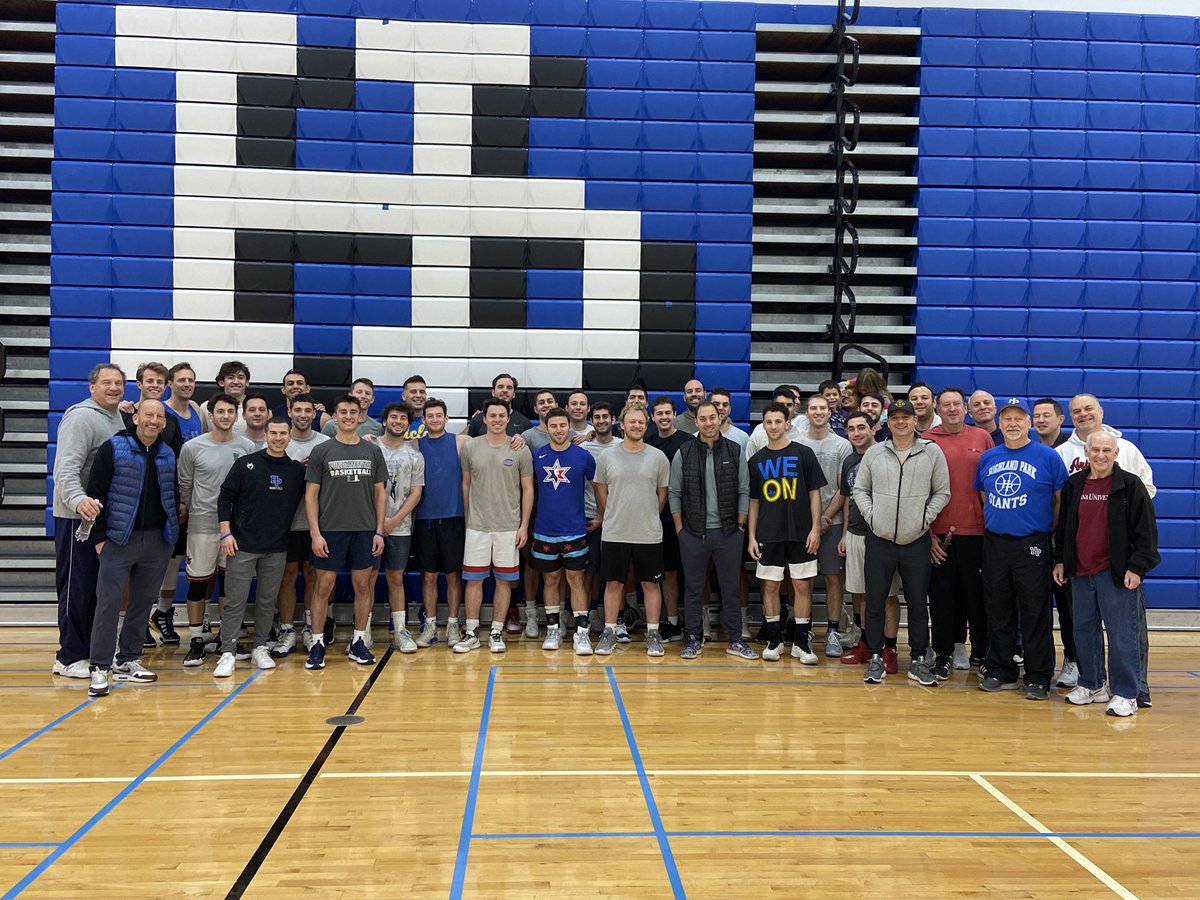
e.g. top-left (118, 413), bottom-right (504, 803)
top-left (827, 620), bottom-right (840, 634)
top-left (313, 633), bottom-right (325, 646)
top-left (352, 629), bottom-right (366, 644)
top-left (646, 623), bottom-right (659, 633)
top-left (466, 618), bottom-right (480, 635)
top-left (525, 599), bottom-right (536, 613)
top-left (157, 597), bottom-right (172, 613)
top-left (546, 605), bottom-right (560, 627)
top-left (392, 611), bottom-right (405, 631)
top-left (279, 624), bottom-right (294, 634)
top-left (304, 611), bottom-right (313, 628)
top-left (884, 636), bottom-right (897, 649)
top-left (795, 617), bottom-right (812, 641)
top-left (190, 625), bottom-right (205, 640)
top-left (853, 613), bottom-right (862, 629)
top-left (667, 615), bottom-right (678, 626)
top-left (605, 622), bottom-right (617, 631)
top-left (490, 621), bottom-right (504, 636)
top-left (766, 614), bottom-right (781, 639)
top-left (575, 613), bottom-right (589, 632)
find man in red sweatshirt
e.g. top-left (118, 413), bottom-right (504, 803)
top-left (924, 387), bottom-right (994, 677)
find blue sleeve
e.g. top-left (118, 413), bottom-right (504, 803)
top-left (1050, 448), bottom-right (1068, 489)
top-left (585, 451), bottom-right (597, 482)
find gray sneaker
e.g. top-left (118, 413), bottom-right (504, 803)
top-left (573, 629), bottom-right (594, 656)
top-left (595, 628), bottom-right (618, 656)
top-left (392, 628), bottom-right (418, 653)
top-left (524, 609), bottom-right (539, 639)
top-left (1055, 660), bottom-right (1080, 688)
top-left (645, 630), bottom-right (665, 657)
top-left (614, 622), bottom-right (631, 643)
top-left (864, 655), bottom-right (886, 684)
top-left (908, 657), bottom-right (938, 687)
top-left (825, 630), bottom-right (843, 658)
top-left (446, 620), bottom-right (462, 647)
top-left (952, 642), bottom-right (970, 670)
top-left (542, 624), bottom-right (562, 651)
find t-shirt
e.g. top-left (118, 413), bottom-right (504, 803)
top-left (305, 438), bottom-right (386, 532)
top-left (460, 437), bottom-right (533, 532)
top-left (285, 431), bottom-right (329, 530)
top-left (580, 436), bottom-right (622, 520)
top-left (1074, 475), bottom-right (1112, 577)
top-left (520, 427), bottom-right (552, 450)
top-left (321, 417), bottom-right (383, 438)
top-left (380, 440), bottom-right (426, 536)
top-left (404, 416), bottom-right (427, 441)
top-left (974, 440), bottom-right (1068, 536)
top-left (467, 408), bottom-right (532, 437)
top-left (722, 424), bottom-right (751, 449)
top-left (415, 432), bottom-right (464, 520)
top-left (594, 443), bottom-right (670, 544)
top-left (165, 403), bottom-right (203, 444)
top-left (840, 450), bottom-right (869, 537)
top-left (178, 432), bottom-right (257, 533)
top-left (748, 441), bottom-right (827, 545)
top-left (646, 429), bottom-right (692, 461)
top-left (799, 431), bottom-right (853, 524)
top-left (532, 443), bottom-right (597, 538)
top-left (745, 416), bottom-right (808, 460)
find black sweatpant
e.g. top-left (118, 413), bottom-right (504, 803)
top-left (864, 530), bottom-right (931, 659)
top-left (928, 533), bottom-right (986, 657)
top-left (982, 531), bottom-right (1055, 687)
top-left (1052, 578), bottom-right (1077, 662)
top-left (55, 515), bottom-right (101, 666)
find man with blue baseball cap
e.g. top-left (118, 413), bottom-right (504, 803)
top-left (974, 397), bottom-right (1069, 700)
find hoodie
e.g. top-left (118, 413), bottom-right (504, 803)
top-left (1056, 425), bottom-right (1156, 499)
top-left (852, 439), bottom-right (951, 545)
top-left (52, 398), bottom-right (124, 519)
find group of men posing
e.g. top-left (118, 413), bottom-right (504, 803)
top-left (50, 363), bottom-right (1160, 718)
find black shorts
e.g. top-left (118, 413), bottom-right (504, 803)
top-left (412, 516), bottom-right (466, 574)
top-left (530, 535), bottom-right (590, 573)
top-left (287, 531), bottom-right (310, 564)
top-left (173, 519), bottom-right (188, 558)
top-left (659, 511), bottom-right (681, 571)
top-left (600, 541), bottom-right (664, 585)
top-left (586, 529), bottom-right (603, 573)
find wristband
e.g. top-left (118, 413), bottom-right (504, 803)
top-left (220, 533), bottom-right (233, 541)
top-left (375, 531), bottom-right (386, 538)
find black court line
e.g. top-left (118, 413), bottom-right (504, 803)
top-left (225, 647), bottom-right (394, 898)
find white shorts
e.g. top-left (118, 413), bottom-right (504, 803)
top-left (844, 531), bottom-right (901, 596)
top-left (462, 528), bottom-right (520, 582)
top-left (185, 532), bottom-right (227, 580)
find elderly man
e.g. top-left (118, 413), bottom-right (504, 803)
top-left (1054, 432), bottom-right (1159, 717)
top-left (969, 390), bottom-right (1002, 446)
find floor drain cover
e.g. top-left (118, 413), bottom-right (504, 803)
top-left (326, 715), bottom-right (365, 726)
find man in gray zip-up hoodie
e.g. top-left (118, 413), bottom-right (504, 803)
top-left (852, 399), bottom-right (951, 686)
top-left (51, 363), bottom-right (126, 677)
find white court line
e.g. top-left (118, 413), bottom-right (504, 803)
top-left (971, 774), bottom-right (1138, 900)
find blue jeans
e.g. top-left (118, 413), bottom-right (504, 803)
top-left (1070, 572), bottom-right (1141, 700)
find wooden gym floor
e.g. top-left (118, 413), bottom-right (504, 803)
top-left (1, 625), bottom-right (1198, 898)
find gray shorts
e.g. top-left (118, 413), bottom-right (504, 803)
top-left (817, 527), bottom-right (844, 576)
top-left (382, 534), bottom-right (412, 572)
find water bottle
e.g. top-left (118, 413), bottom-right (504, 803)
top-left (941, 526), bottom-right (956, 550)
top-left (74, 517), bottom-right (94, 541)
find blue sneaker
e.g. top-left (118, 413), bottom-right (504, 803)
top-left (347, 637), bottom-right (376, 665)
top-left (305, 642), bottom-right (326, 670)
top-left (680, 635), bottom-right (703, 660)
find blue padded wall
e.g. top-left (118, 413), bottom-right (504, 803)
top-left (914, 7), bottom-right (1200, 609)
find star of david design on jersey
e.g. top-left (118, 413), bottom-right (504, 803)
top-left (995, 472), bottom-right (1022, 497)
top-left (542, 458), bottom-right (572, 490)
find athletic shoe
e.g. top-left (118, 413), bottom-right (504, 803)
top-left (837, 623), bottom-right (862, 649)
top-left (883, 647), bottom-right (899, 675)
top-left (302, 626), bottom-right (315, 651)
top-left (542, 625), bottom-right (562, 651)
top-left (979, 675), bottom-right (1020, 692)
top-left (595, 628), bottom-right (618, 656)
top-left (619, 605), bottom-right (642, 631)
top-left (265, 625), bottom-right (278, 649)
top-left (52, 659), bottom-right (91, 679)
top-left (1106, 696), bottom-right (1137, 717)
top-left (524, 611), bottom-right (539, 639)
top-left (112, 660), bottom-right (157, 683)
top-left (762, 638), bottom-right (785, 662)
top-left (790, 632), bottom-right (818, 665)
top-left (305, 643), bottom-right (326, 670)
top-left (453, 631), bottom-right (480, 654)
top-left (88, 666), bottom-right (109, 697)
top-left (446, 620), bottom-right (463, 647)
top-left (952, 643), bottom-right (970, 670)
top-left (151, 607), bottom-right (181, 644)
top-left (392, 629), bottom-right (418, 654)
top-left (488, 632), bottom-right (506, 654)
top-left (213, 652), bottom-right (236, 678)
top-left (324, 616), bottom-right (336, 646)
top-left (680, 636), bottom-right (703, 660)
top-left (588, 608), bottom-right (603, 635)
top-left (1013, 648), bottom-right (1024, 667)
top-left (416, 619), bottom-right (439, 648)
top-left (251, 646), bottom-right (276, 670)
top-left (505, 607), bottom-right (522, 635)
top-left (144, 627), bottom-right (158, 649)
top-left (754, 619), bottom-right (770, 644)
top-left (183, 637), bottom-right (206, 667)
top-left (1055, 661), bottom-right (1080, 688)
top-left (969, 655), bottom-right (987, 669)
top-left (863, 655), bottom-right (886, 684)
top-left (614, 622), bottom-right (631, 643)
top-left (727, 640), bottom-right (758, 661)
top-left (645, 630), bottom-right (665, 657)
top-left (573, 629), bottom-right (594, 656)
top-left (272, 629), bottom-right (296, 658)
top-left (1137, 693), bottom-right (1152, 709)
top-left (347, 638), bottom-right (376, 665)
top-left (824, 631), bottom-right (843, 658)
top-left (932, 655), bottom-right (952, 681)
top-left (202, 625), bottom-right (220, 653)
top-left (658, 620), bottom-right (682, 643)
top-left (702, 607), bottom-right (713, 640)
top-left (234, 642), bottom-right (252, 661)
top-left (840, 641), bottom-right (869, 665)
top-left (908, 658), bottom-right (938, 687)
top-left (1024, 683), bottom-right (1049, 701)
top-left (1065, 685), bottom-right (1111, 706)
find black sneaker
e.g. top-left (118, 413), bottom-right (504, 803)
top-left (183, 637), bottom-right (206, 667)
top-left (151, 607), bottom-right (181, 644)
top-left (1137, 693), bottom-right (1153, 709)
top-left (658, 620), bottom-right (681, 643)
top-left (619, 605), bottom-right (642, 630)
top-left (979, 675), bottom-right (1020, 692)
top-left (969, 655), bottom-right (986, 669)
top-left (234, 642), bottom-right (252, 661)
top-left (324, 615), bottom-right (337, 646)
top-left (753, 619), bottom-right (770, 644)
top-left (1024, 683), bottom-right (1049, 701)
top-left (932, 655), bottom-right (952, 681)
top-left (144, 627), bottom-right (158, 649)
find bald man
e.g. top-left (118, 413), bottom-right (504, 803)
top-left (674, 379), bottom-right (706, 434)
top-left (969, 391), bottom-right (1003, 446)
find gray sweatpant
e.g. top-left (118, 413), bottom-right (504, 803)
top-left (678, 527), bottom-right (743, 641)
top-left (221, 549), bottom-right (286, 653)
top-left (90, 528), bottom-right (174, 667)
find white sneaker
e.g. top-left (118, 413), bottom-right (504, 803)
top-left (614, 622), bottom-right (631, 643)
top-left (453, 631), bottom-right (480, 654)
top-left (1065, 684), bottom-right (1111, 706)
top-left (213, 652), bottom-right (236, 678)
top-left (392, 629), bottom-right (418, 653)
top-left (790, 635), bottom-right (819, 665)
top-left (53, 659), bottom-right (91, 679)
top-left (1106, 696), bottom-right (1137, 717)
top-left (1055, 660), bottom-right (1080, 688)
top-left (415, 619), bottom-right (439, 648)
top-left (88, 666), bottom-right (109, 697)
top-left (446, 620), bottom-right (462, 647)
top-left (272, 629), bottom-right (296, 657)
top-left (112, 660), bottom-right (157, 683)
top-left (488, 631), bottom-right (506, 654)
top-left (542, 624), bottom-right (562, 651)
top-left (573, 629), bottom-right (594, 656)
top-left (524, 609), bottom-right (539, 639)
top-left (301, 626), bottom-right (315, 651)
top-left (952, 642), bottom-right (970, 670)
top-left (251, 646), bottom-right (276, 670)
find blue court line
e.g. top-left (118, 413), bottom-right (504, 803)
top-left (450, 665), bottom-right (496, 900)
top-left (467, 829), bottom-right (1200, 841)
top-left (1187, 671), bottom-right (1200, 680)
top-left (2, 671), bottom-right (261, 899)
top-left (0, 697), bottom-right (96, 764)
top-left (607, 667), bottom-right (685, 899)
top-left (474, 831), bottom-right (654, 840)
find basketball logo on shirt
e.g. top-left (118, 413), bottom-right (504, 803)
top-left (542, 459), bottom-right (572, 490)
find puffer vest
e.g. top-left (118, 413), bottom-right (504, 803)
top-left (678, 436), bottom-right (740, 536)
top-left (106, 435), bottom-right (178, 546)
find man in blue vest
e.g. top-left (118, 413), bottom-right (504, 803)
top-left (84, 399), bottom-right (181, 697)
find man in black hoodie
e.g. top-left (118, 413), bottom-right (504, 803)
top-left (214, 418), bottom-right (306, 676)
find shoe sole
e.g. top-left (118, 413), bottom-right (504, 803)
top-left (979, 682), bottom-right (1020, 692)
top-left (214, 669), bottom-right (234, 678)
top-left (864, 674), bottom-right (885, 684)
top-left (182, 658), bottom-right (204, 667)
top-left (646, 649), bottom-right (664, 657)
top-left (595, 647), bottom-right (614, 656)
top-left (348, 656), bottom-right (377, 665)
top-left (790, 653), bottom-right (818, 665)
top-left (88, 687), bottom-right (109, 697)
top-left (574, 648), bottom-right (593, 656)
top-left (908, 674), bottom-right (938, 686)
top-left (541, 642), bottom-right (561, 651)
top-left (304, 662), bottom-right (325, 670)
top-left (112, 674), bottom-right (157, 683)
top-left (452, 644), bottom-right (478, 654)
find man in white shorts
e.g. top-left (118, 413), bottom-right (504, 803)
top-left (377, 402), bottom-right (425, 652)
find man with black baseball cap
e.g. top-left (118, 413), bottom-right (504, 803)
top-left (974, 397), bottom-right (1069, 700)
